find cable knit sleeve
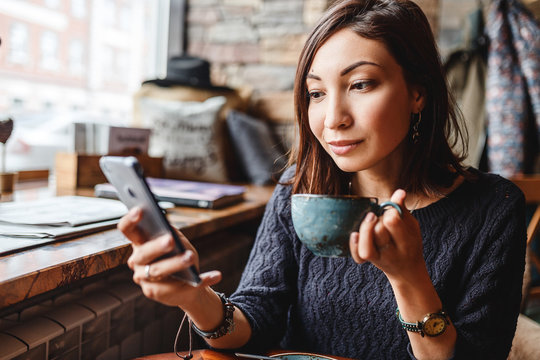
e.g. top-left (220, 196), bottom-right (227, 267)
top-left (449, 178), bottom-right (527, 359)
top-left (228, 167), bottom-right (299, 351)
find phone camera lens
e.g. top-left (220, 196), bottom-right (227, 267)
top-left (127, 187), bottom-right (136, 198)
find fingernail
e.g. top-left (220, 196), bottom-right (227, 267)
top-left (183, 250), bottom-right (193, 261)
top-left (130, 207), bottom-right (141, 220)
top-left (162, 236), bottom-right (171, 247)
top-left (365, 212), bottom-right (376, 222)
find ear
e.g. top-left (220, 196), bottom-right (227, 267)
top-left (410, 85), bottom-right (426, 113)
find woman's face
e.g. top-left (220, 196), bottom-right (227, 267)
top-left (307, 28), bottom-right (422, 174)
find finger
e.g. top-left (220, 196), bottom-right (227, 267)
top-left (373, 221), bottom-right (392, 252)
top-left (138, 271), bottom-right (222, 304)
top-left (380, 189), bottom-right (409, 229)
top-left (198, 270), bottom-right (222, 287)
top-left (391, 189), bottom-right (407, 208)
top-left (357, 212), bottom-right (378, 260)
top-left (378, 189), bottom-right (407, 219)
top-left (128, 234), bottom-right (176, 269)
top-left (136, 265), bottom-right (221, 290)
top-left (383, 189), bottom-right (421, 241)
top-left (134, 249), bottom-right (196, 283)
top-left (349, 232), bottom-right (366, 264)
top-left (118, 207), bottom-right (146, 245)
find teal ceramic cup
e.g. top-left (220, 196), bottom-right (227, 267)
top-left (291, 194), bottom-right (402, 257)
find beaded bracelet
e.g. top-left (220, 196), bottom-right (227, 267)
top-left (191, 292), bottom-right (235, 339)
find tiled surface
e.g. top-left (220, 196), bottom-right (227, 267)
top-left (4, 317), bottom-right (64, 349)
top-left (0, 333), bottom-right (27, 360)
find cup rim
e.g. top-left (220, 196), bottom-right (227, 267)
top-left (292, 193), bottom-right (378, 202)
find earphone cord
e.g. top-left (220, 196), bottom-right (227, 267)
top-left (174, 312), bottom-right (193, 360)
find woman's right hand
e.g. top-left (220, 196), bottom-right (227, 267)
top-left (118, 207), bottom-right (222, 309)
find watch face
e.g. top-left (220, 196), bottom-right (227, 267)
top-left (423, 314), bottom-right (447, 336)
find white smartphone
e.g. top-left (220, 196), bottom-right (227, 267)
top-left (99, 156), bottom-right (201, 286)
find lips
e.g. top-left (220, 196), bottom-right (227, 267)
top-left (327, 139), bottom-right (363, 155)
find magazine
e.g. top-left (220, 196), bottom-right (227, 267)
top-left (95, 177), bottom-right (246, 209)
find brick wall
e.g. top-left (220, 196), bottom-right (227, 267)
top-left (0, 271), bottom-right (178, 360)
top-left (0, 231), bottom-right (255, 360)
top-left (186, 0), bottom-right (441, 126)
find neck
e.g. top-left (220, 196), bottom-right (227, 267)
top-left (351, 172), bottom-right (397, 200)
top-left (350, 171), bottom-right (426, 211)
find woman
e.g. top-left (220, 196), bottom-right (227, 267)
top-left (120, 0), bottom-right (526, 359)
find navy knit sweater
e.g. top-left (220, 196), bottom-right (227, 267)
top-left (229, 167), bottom-right (526, 359)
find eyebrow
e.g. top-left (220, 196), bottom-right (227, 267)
top-left (341, 60), bottom-right (380, 76)
top-left (306, 60), bottom-right (380, 81)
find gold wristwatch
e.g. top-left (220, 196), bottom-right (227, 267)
top-left (396, 308), bottom-right (450, 337)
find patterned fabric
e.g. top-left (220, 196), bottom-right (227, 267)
top-left (485, 0), bottom-right (540, 177)
top-left (229, 166), bottom-right (526, 359)
top-left (138, 96), bottom-right (228, 183)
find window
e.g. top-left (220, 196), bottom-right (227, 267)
top-left (8, 23), bottom-right (29, 65)
top-left (101, 46), bottom-right (114, 78)
top-left (69, 39), bottom-right (85, 75)
top-left (44, 0), bottom-right (61, 9)
top-left (103, 0), bottom-right (116, 26)
top-left (0, 1), bottom-right (170, 172)
top-left (119, 6), bottom-right (131, 31)
top-left (71, 0), bottom-right (86, 18)
top-left (40, 31), bottom-right (60, 70)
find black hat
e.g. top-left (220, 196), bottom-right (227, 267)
top-left (143, 55), bottom-right (232, 91)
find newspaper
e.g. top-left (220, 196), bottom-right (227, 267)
top-left (0, 196), bottom-right (127, 255)
top-left (0, 196), bottom-right (127, 227)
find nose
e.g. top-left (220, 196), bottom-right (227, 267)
top-left (324, 94), bottom-right (352, 130)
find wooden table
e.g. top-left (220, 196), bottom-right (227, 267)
top-left (133, 349), bottom-right (353, 360)
top-left (0, 181), bottom-right (274, 311)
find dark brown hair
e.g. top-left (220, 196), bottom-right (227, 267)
top-left (290, 0), bottom-right (469, 196)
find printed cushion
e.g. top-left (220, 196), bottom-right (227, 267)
top-left (139, 96), bottom-right (228, 182)
top-left (226, 110), bottom-right (288, 185)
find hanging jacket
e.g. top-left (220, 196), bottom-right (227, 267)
top-left (485, 0), bottom-right (540, 177)
top-left (444, 8), bottom-right (489, 168)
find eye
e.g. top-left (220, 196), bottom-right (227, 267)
top-left (351, 80), bottom-right (373, 91)
top-left (308, 90), bottom-right (325, 101)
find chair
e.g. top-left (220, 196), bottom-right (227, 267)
top-left (511, 175), bottom-right (540, 307)
top-left (507, 176), bottom-right (540, 359)
top-left (508, 313), bottom-right (540, 360)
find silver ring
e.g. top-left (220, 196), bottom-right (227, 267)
top-left (145, 264), bottom-right (151, 279)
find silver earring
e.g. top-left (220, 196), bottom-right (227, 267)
top-left (412, 112), bottom-right (421, 144)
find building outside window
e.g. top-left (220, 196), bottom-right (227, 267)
top-left (8, 23), bottom-right (29, 65)
top-left (103, 0), bottom-right (117, 27)
top-left (40, 31), bottom-right (60, 71)
top-left (68, 39), bottom-right (85, 75)
top-left (0, 0), bottom-right (170, 172)
top-left (44, 0), bottom-right (61, 9)
top-left (71, 0), bottom-right (86, 18)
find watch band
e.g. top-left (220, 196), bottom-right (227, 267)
top-left (396, 308), bottom-right (449, 338)
top-left (192, 292), bottom-right (235, 339)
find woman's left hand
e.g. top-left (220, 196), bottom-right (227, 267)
top-left (349, 189), bottom-right (426, 281)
